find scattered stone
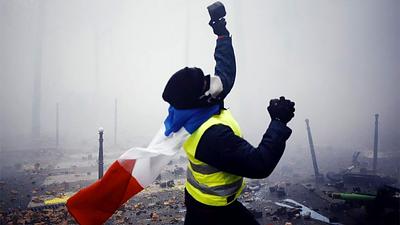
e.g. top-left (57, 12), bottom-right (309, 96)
top-left (244, 197), bottom-right (255, 203)
top-left (147, 202), bottom-right (156, 207)
top-left (173, 167), bottom-right (185, 176)
top-left (286, 208), bottom-right (301, 219)
top-left (160, 180), bottom-right (175, 188)
top-left (242, 191), bottom-right (251, 198)
top-left (167, 180), bottom-right (175, 188)
top-left (248, 184), bottom-right (260, 192)
top-left (150, 212), bottom-right (160, 221)
top-left (133, 203), bottom-right (144, 209)
top-left (163, 198), bottom-right (176, 206)
top-left (170, 217), bottom-right (182, 224)
top-left (264, 207), bottom-right (273, 216)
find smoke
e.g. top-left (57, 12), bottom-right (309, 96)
top-left (1, 0), bottom-right (399, 158)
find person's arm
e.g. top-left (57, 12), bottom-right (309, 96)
top-left (206, 2), bottom-right (235, 101)
top-left (195, 121), bottom-right (291, 179)
top-left (210, 36), bottom-right (236, 100)
top-left (195, 97), bottom-right (295, 179)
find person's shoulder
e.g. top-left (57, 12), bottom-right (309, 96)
top-left (198, 124), bottom-right (235, 152)
top-left (203, 124), bottom-right (235, 140)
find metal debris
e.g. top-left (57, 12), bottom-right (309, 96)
top-left (275, 199), bottom-right (343, 225)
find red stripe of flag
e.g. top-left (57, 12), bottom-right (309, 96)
top-left (66, 159), bottom-right (143, 225)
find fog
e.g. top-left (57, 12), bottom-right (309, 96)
top-left (1, 0), bottom-right (399, 157)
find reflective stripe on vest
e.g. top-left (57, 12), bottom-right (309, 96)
top-left (186, 169), bottom-right (243, 196)
top-left (189, 161), bottom-right (219, 175)
top-left (183, 109), bottom-right (245, 206)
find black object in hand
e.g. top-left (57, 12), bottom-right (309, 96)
top-left (207, 1), bottom-right (226, 21)
top-left (207, 2), bottom-right (229, 36)
top-left (267, 96), bottom-right (295, 124)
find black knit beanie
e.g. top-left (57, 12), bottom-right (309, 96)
top-left (162, 67), bottom-right (210, 109)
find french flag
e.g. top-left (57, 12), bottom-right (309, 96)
top-left (66, 105), bottom-right (220, 225)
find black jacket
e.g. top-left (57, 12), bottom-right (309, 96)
top-left (195, 119), bottom-right (292, 179)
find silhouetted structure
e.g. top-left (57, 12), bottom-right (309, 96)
top-left (305, 119), bottom-right (323, 182)
top-left (373, 114), bottom-right (379, 173)
top-left (56, 103), bottom-right (59, 147)
top-left (98, 127), bottom-right (104, 179)
top-left (114, 99), bottom-right (117, 145)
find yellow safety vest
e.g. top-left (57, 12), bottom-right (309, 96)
top-left (183, 109), bottom-right (245, 206)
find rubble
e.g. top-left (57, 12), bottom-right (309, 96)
top-left (160, 180), bottom-right (175, 188)
top-left (286, 208), bottom-right (301, 219)
top-left (1, 206), bottom-right (74, 224)
top-left (150, 212), bottom-right (160, 221)
top-left (248, 208), bottom-right (263, 218)
top-left (173, 167), bottom-right (185, 176)
top-left (1, 146), bottom-right (398, 225)
top-left (248, 184), bottom-right (261, 192)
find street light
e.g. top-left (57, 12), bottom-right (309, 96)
top-left (98, 127), bottom-right (104, 179)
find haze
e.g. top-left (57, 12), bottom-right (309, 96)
top-left (1, 0), bottom-right (399, 160)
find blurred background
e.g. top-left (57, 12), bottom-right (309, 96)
top-left (0, 0), bottom-right (399, 159)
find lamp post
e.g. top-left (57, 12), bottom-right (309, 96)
top-left (98, 127), bottom-right (104, 179)
top-left (373, 114), bottom-right (379, 173)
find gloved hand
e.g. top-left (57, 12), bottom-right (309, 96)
top-left (209, 18), bottom-right (230, 36)
top-left (267, 96), bottom-right (295, 124)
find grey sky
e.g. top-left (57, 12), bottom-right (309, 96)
top-left (1, 0), bottom-right (399, 154)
